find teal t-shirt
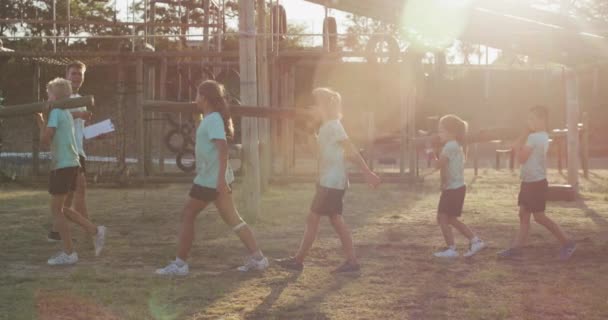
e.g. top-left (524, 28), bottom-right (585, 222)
top-left (193, 112), bottom-right (235, 189)
top-left (318, 119), bottom-right (349, 190)
top-left (47, 108), bottom-right (80, 170)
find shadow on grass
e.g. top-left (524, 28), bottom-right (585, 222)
top-left (245, 272), bottom-right (301, 319)
top-left (580, 200), bottom-right (608, 230)
top-left (247, 274), bottom-right (350, 320)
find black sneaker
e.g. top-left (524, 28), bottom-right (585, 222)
top-left (274, 257), bottom-right (303, 271)
top-left (331, 261), bottom-right (360, 274)
top-left (47, 231), bottom-right (61, 242)
top-left (46, 231), bottom-right (76, 243)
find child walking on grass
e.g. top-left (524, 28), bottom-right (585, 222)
top-left (498, 106), bottom-right (576, 260)
top-left (433, 115), bottom-right (485, 258)
top-left (275, 87), bottom-right (381, 273)
top-left (156, 80), bottom-right (268, 276)
top-left (35, 78), bottom-right (106, 266)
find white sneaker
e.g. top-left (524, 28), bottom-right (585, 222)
top-left (237, 256), bottom-right (269, 272)
top-left (94, 226), bottom-right (106, 257)
top-left (155, 261), bottom-right (189, 276)
top-left (47, 251), bottom-right (78, 265)
top-left (464, 240), bottom-right (485, 257)
top-left (434, 248), bottom-right (459, 258)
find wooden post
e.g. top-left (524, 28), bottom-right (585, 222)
top-left (408, 89), bottom-right (417, 176)
top-left (239, 0), bottom-right (261, 218)
top-left (473, 143), bottom-right (479, 176)
top-left (564, 69), bottom-right (579, 191)
top-left (257, 0), bottom-right (271, 190)
top-left (270, 60), bottom-right (280, 171)
top-left (280, 65), bottom-right (290, 175)
top-left (365, 111), bottom-right (375, 170)
top-left (159, 57), bottom-right (168, 173)
top-left (287, 66), bottom-right (296, 171)
top-left (557, 136), bottom-right (563, 173)
top-left (32, 63), bottom-right (40, 176)
top-left (399, 65), bottom-right (407, 176)
top-left (136, 58), bottom-right (145, 178)
top-left (116, 64), bottom-right (127, 173)
top-left (144, 64), bottom-right (155, 174)
top-left (581, 112), bottom-right (590, 178)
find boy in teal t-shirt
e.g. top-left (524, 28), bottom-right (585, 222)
top-left (34, 78), bottom-right (105, 266)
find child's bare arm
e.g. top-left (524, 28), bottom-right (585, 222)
top-left (34, 113), bottom-right (54, 148)
top-left (341, 139), bottom-right (381, 187)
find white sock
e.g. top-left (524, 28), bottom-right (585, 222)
top-left (174, 257), bottom-right (187, 267)
top-left (448, 245), bottom-right (456, 251)
top-left (471, 236), bottom-right (481, 243)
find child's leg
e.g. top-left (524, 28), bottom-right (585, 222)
top-left (176, 198), bottom-right (208, 261)
top-left (61, 194), bottom-right (97, 235)
top-left (51, 194), bottom-right (74, 254)
top-left (329, 214), bottom-right (356, 263)
top-left (294, 212), bottom-right (322, 264)
top-left (437, 213), bottom-right (455, 247)
top-left (512, 207), bottom-right (532, 248)
top-left (72, 172), bottom-right (89, 219)
top-left (448, 216), bottom-right (475, 241)
top-left (214, 192), bottom-right (261, 256)
top-left (532, 211), bottom-right (569, 246)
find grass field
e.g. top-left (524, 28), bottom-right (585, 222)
top-left (2, 169), bottom-right (608, 320)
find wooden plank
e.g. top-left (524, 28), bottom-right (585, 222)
top-left (0, 95), bottom-right (95, 118)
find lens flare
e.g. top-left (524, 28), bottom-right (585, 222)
top-left (401, 0), bottom-right (474, 49)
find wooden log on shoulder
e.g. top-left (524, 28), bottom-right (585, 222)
top-left (142, 100), bottom-right (317, 119)
top-left (0, 95), bottom-right (95, 118)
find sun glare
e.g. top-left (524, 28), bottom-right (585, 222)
top-left (401, 0), bottom-right (474, 49)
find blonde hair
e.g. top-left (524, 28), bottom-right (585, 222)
top-left (439, 114), bottom-right (468, 147)
top-left (312, 87), bottom-right (342, 119)
top-left (46, 78), bottom-right (73, 101)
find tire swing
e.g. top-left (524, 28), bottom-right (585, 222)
top-left (164, 128), bottom-right (194, 154)
top-left (323, 17), bottom-right (338, 52)
top-left (271, 5), bottom-right (287, 42)
top-left (176, 148), bottom-right (196, 173)
top-left (366, 35), bottom-right (400, 64)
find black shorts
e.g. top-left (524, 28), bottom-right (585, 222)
top-left (48, 166), bottom-right (79, 195)
top-left (310, 185), bottom-right (346, 216)
top-left (189, 184), bottom-right (231, 202)
top-left (78, 155), bottom-right (86, 174)
top-left (438, 185), bottom-right (466, 217)
top-left (518, 179), bottom-right (548, 213)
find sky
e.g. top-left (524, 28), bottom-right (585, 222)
top-left (114, 0), bottom-right (497, 63)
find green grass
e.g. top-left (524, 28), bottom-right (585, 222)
top-left (1, 169), bottom-right (608, 319)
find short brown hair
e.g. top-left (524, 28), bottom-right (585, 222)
top-left (66, 60), bottom-right (86, 73)
top-left (530, 105), bottom-right (549, 129)
top-left (47, 78), bottom-right (73, 101)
